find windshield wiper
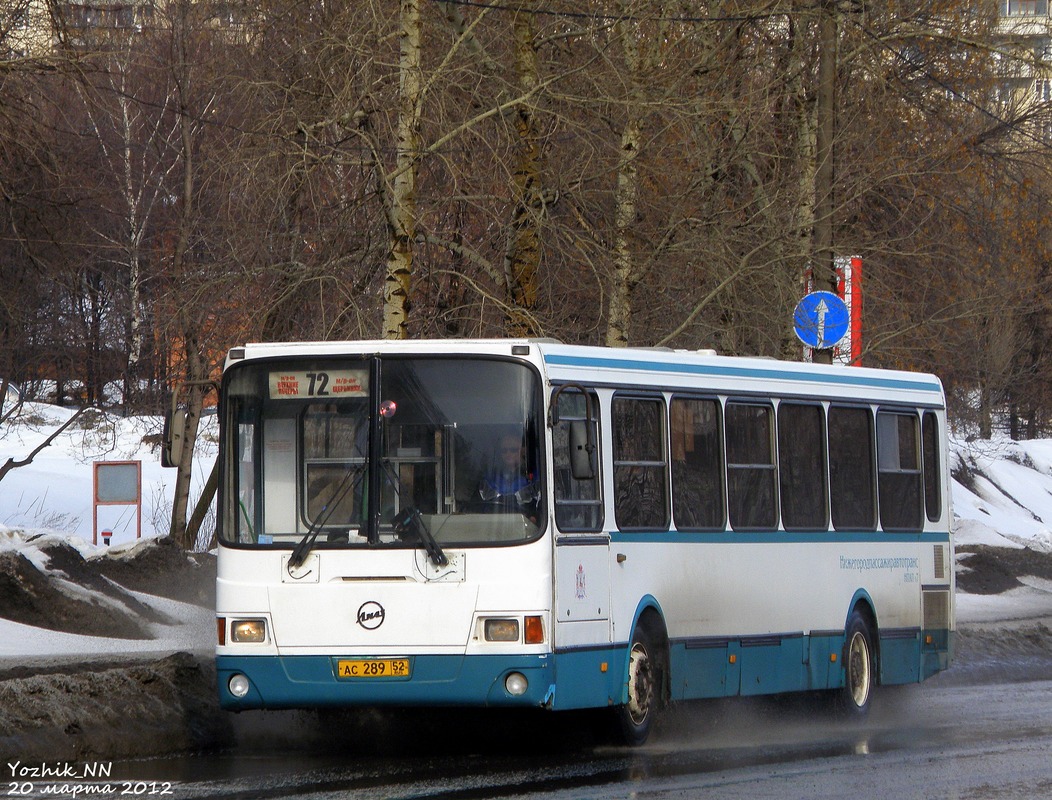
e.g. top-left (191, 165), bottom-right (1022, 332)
top-left (289, 464), bottom-right (366, 568)
top-left (393, 506), bottom-right (448, 567)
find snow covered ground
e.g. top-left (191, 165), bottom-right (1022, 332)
top-left (0, 402), bottom-right (217, 546)
top-left (1, 402), bottom-right (217, 665)
top-left (1, 401), bottom-right (1052, 666)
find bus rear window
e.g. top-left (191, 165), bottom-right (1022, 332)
top-left (877, 411), bottom-right (922, 532)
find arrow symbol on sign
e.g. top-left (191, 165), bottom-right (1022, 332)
top-left (814, 298), bottom-right (828, 346)
top-left (793, 291), bottom-right (849, 350)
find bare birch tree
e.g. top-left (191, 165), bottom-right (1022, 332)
top-left (502, 1), bottom-right (546, 338)
top-left (605, 2), bottom-right (644, 348)
top-left (68, 37), bottom-right (179, 408)
top-left (160, 0), bottom-right (221, 550)
top-left (382, 0), bottom-right (423, 340)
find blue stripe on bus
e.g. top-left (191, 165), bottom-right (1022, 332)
top-left (543, 354), bottom-right (943, 393)
top-left (607, 530), bottom-right (952, 545)
top-left (217, 631), bottom-right (954, 712)
top-left (552, 628), bottom-right (953, 703)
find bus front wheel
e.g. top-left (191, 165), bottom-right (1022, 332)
top-left (838, 610), bottom-right (875, 716)
top-left (613, 624), bottom-right (661, 745)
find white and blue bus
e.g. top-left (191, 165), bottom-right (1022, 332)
top-left (204, 339), bottom-right (953, 744)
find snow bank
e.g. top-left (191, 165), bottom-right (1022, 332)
top-left (952, 435), bottom-right (1052, 553)
top-left (0, 402), bottom-right (216, 546)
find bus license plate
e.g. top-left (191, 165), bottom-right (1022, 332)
top-left (337, 658), bottom-right (411, 679)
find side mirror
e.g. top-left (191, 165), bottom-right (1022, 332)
top-left (569, 419), bottom-right (596, 480)
top-left (161, 405), bottom-right (187, 469)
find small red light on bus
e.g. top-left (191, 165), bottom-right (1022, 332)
top-left (217, 617), bottom-right (226, 646)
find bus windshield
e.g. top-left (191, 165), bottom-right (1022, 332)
top-left (220, 356), bottom-right (543, 549)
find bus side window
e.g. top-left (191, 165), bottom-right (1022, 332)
top-left (553, 390), bottom-right (604, 531)
top-left (778, 402), bottom-right (828, 531)
top-left (725, 402), bottom-right (776, 530)
top-left (923, 411), bottom-right (941, 523)
top-left (670, 396), bottom-right (725, 530)
top-left (829, 406), bottom-right (876, 531)
top-left (877, 410), bottom-right (922, 532)
top-left (612, 395), bottom-right (670, 531)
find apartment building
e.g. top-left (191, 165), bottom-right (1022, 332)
top-left (997, 0), bottom-right (1052, 130)
top-left (3, 0), bottom-right (246, 58)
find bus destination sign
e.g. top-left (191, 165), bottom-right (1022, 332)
top-left (269, 370), bottom-right (368, 399)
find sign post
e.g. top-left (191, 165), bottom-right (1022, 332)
top-left (804, 256), bottom-right (862, 365)
top-left (93, 460), bottom-right (142, 545)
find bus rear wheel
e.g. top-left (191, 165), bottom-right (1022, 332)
top-left (838, 610), bottom-right (875, 716)
top-left (613, 625), bottom-right (660, 745)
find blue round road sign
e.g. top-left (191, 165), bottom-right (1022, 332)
top-left (793, 291), bottom-right (849, 349)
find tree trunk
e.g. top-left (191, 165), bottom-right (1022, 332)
top-left (606, 8), bottom-right (642, 348)
top-left (186, 455), bottom-right (219, 549)
top-left (979, 380), bottom-right (993, 440)
top-left (504, 4), bottom-right (544, 338)
top-left (121, 77), bottom-right (145, 410)
top-left (790, 10), bottom-right (817, 292)
top-left (169, 356), bottom-right (207, 549)
top-left (168, 0), bottom-right (204, 549)
top-left (811, 1), bottom-right (838, 364)
top-left (383, 0), bottom-right (422, 340)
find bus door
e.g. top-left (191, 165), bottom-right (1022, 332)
top-left (550, 388), bottom-right (611, 665)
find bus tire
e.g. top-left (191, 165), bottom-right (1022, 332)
top-left (613, 623), bottom-right (661, 746)
top-left (838, 609), bottom-right (875, 716)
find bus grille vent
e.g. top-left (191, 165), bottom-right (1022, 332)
top-left (933, 545), bottom-right (946, 580)
top-left (923, 589), bottom-right (950, 629)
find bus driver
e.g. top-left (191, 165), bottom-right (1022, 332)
top-left (478, 433), bottom-right (537, 514)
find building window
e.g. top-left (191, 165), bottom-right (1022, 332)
top-left (1003, 0), bottom-right (1048, 16)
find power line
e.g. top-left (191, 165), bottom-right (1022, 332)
top-left (430, 0), bottom-right (783, 24)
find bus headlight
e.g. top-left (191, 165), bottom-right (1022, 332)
top-left (505, 672), bottom-right (528, 696)
top-left (484, 619), bottom-right (519, 642)
top-left (230, 619), bottom-right (267, 643)
top-left (228, 673), bottom-right (251, 698)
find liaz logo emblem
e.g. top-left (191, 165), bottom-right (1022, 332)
top-left (356, 601), bottom-right (385, 630)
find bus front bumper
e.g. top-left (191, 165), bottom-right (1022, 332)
top-left (217, 653), bottom-right (555, 711)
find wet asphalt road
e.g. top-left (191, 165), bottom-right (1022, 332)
top-left (93, 663), bottom-right (1052, 800)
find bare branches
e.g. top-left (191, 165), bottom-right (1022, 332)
top-left (5, 0), bottom-right (1052, 440)
top-left (0, 406), bottom-right (93, 484)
